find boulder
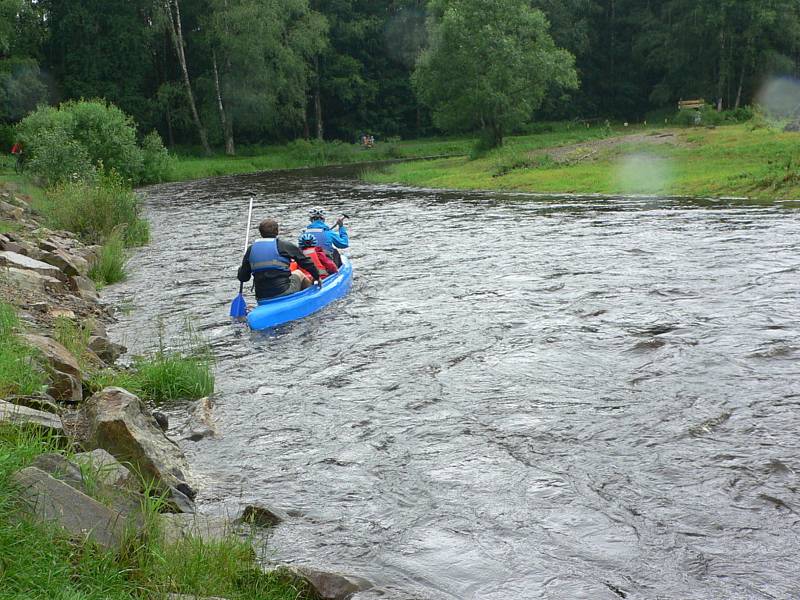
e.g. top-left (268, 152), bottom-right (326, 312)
top-left (32, 451), bottom-right (143, 518)
top-left (152, 411), bottom-right (169, 431)
top-left (288, 567), bottom-right (373, 600)
top-left (88, 335), bottom-right (125, 364)
top-left (0, 251), bottom-right (63, 280)
top-left (72, 449), bottom-right (139, 490)
top-left (48, 369), bottom-right (82, 403)
top-left (68, 275), bottom-right (99, 301)
top-left (12, 466), bottom-right (130, 549)
top-left (183, 397), bottom-right (216, 441)
top-left (3, 266), bottom-right (65, 294)
top-left (0, 199), bottom-right (23, 220)
top-left (238, 504), bottom-right (289, 528)
top-left (161, 513), bottom-right (232, 545)
top-left (82, 387), bottom-right (194, 494)
top-left (22, 334), bottom-right (81, 379)
top-left (40, 249), bottom-right (89, 277)
top-left (48, 308), bottom-right (77, 320)
top-left (166, 485), bottom-right (196, 514)
top-left (0, 399), bottom-right (63, 433)
top-left (7, 393), bottom-right (62, 415)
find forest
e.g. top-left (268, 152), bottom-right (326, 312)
top-left (1, 0), bottom-right (799, 152)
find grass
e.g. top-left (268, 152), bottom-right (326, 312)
top-left (36, 175), bottom-right (150, 247)
top-left (363, 122), bottom-right (800, 200)
top-left (0, 219), bottom-right (20, 234)
top-left (89, 325), bottom-right (214, 403)
top-left (0, 423), bottom-right (307, 600)
top-left (89, 229), bottom-right (128, 287)
top-left (166, 136), bottom-right (474, 182)
top-left (53, 315), bottom-right (94, 371)
top-left (0, 301), bottom-right (47, 397)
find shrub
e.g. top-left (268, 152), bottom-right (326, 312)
top-left (89, 229), bottom-right (127, 286)
top-left (17, 99), bottom-right (157, 184)
top-left (40, 173), bottom-right (149, 246)
top-left (140, 130), bottom-right (173, 183)
top-left (0, 302), bottom-right (47, 396)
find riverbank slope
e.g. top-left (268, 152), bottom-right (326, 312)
top-left (362, 124), bottom-right (800, 200)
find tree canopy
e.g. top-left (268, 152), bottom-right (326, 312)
top-left (413, 0), bottom-right (577, 147)
top-left (0, 0), bottom-right (796, 151)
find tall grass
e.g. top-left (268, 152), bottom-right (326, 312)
top-left (89, 229), bottom-right (127, 287)
top-left (53, 315), bottom-right (93, 370)
top-left (35, 173), bottom-right (149, 247)
top-left (90, 324), bottom-right (214, 403)
top-left (0, 423), bottom-right (306, 599)
top-left (0, 301), bottom-right (47, 397)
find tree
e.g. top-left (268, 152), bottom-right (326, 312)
top-left (413, 0), bottom-right (577, 148)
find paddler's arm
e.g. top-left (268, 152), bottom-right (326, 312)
top-left (237, 246), bottom-right (252, 282)
top-left (329, 222), bottom-right (349, 249)
top-left (277, 239), bottom-right (321, 282)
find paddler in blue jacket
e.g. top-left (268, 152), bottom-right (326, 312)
top-left (238, 218), bottom-right (321, 300)
top-left (303, 207), bottom-right (348, 266)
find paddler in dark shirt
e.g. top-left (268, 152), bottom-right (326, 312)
top-left (238, 219), bottom-right (321, 301)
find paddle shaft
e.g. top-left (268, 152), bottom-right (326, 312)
top-left (238, 198), bottom-right (254, 297)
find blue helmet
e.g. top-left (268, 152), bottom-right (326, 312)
top-left (298, 232), bottom-right (317, 248)
top-left (308, 206), bottom-right (325, 220)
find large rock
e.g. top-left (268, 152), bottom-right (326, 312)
top-left (237, 504), bottom-right (289, 528)
top-left (49, 369), bottom-right (82, 403)
top-left (68, 275), bottom-right (99, 301)
top-left (0, 251), bottom-right (64, 280)
top-left (0, 400), bottom-right (63, 433)
top-left (3, 266), bottom-right (65, 294)
top-left (22, 334), bottom-right (81, 379)
top-left (161, 513), bottom-right (232, 545)
top-left (288, 567), bottom-right (373, 600)
top-left (83, 387), bottom-right (194, 495)
top-left (12, 466), bottom-right (131, 549)
top-left (0, 199), bottom-right (23, 220)
top-left (40, 249), bottom-right (89, 277)
top-left (32, 451), bottom-right (143, 518)
top-left (88, 335), bottom-right (125, 364)
top-left (183, 396), bottom-right (216, 442)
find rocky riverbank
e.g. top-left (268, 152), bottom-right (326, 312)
top-left (0, 183), bottom-right (371, 600)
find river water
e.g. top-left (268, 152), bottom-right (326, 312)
top-left (105, 167), bottom-right (800, 600)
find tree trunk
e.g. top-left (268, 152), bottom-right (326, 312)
top-left (313, 56), bottom-right (323, 141)
top-left (716, 28), bottom-right (725, 111)
top-left (735, 59), bottom-right (745, 110)
top-left (302, 104), bottom-right (310, 139)
top-left (212, 49), bottom-right (235, 156)
top-left (165, 0), bottom-right (212, 155)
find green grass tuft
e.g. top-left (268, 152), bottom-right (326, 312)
top-left (0, 301), bottom-right (47, 397)
top-left (53, 316), bottom-right (93, 371)
top-left (89, 230), bottom-right (127, 287)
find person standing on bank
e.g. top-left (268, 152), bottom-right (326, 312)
top-left (304, 207), bottom-right (349, 266)
top-left (238, 218), bottom-right (321, 301)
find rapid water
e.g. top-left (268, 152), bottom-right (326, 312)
top-left (106, 167), bottom-right (800, 600)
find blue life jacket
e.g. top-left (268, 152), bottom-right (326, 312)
top-left (249, 239), bottom-right (290, 273)
top-left (304, 225), bottom-right (333, 252)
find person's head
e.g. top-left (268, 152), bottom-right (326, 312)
top-left (308, 207), bottom-right (325, 222)
top-left (258, 219), bottom-right (279, 238)
top-left (298, 232), bottom-right (317, 248)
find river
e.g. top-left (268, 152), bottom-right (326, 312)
top-left (105, 166), bottom-right (800, 600)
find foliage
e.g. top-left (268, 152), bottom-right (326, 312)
top-left (0, 301), bottom-right (46, 397)
top-left (413, 0), bottom-right (578, 148)
top-left (89, 229), bottom-right (127, 287)
top-left (53, 316), bottom-right (93, 370)
top-left (38, 174), bottom-right (149, 246)
top-left (139, 130), bottom-right (172, 183)
top-left (17, 100), bottom-right (151, 184)
top-left (673, 106), bottom-right (755, 127)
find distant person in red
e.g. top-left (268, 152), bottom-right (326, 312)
top-left (10, 142), bottom-right (23, 173)
top-left (296, 231), bottom-right (338, 280)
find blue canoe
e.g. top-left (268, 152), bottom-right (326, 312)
top-left (246, 255), bottom-right (353, 331)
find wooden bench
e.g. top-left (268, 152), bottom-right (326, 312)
top-left (678, 99), bottom-right (705, 111)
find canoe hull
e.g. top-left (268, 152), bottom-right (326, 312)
top-left (246, 255), bottom-right (353, 331)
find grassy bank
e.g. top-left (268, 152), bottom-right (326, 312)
top-left (362, 123), bottom-right (800, 200)
top-left (0, 424), bottom-right (305, 600)
top-left (166, 136), bottom-right (474, 182)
